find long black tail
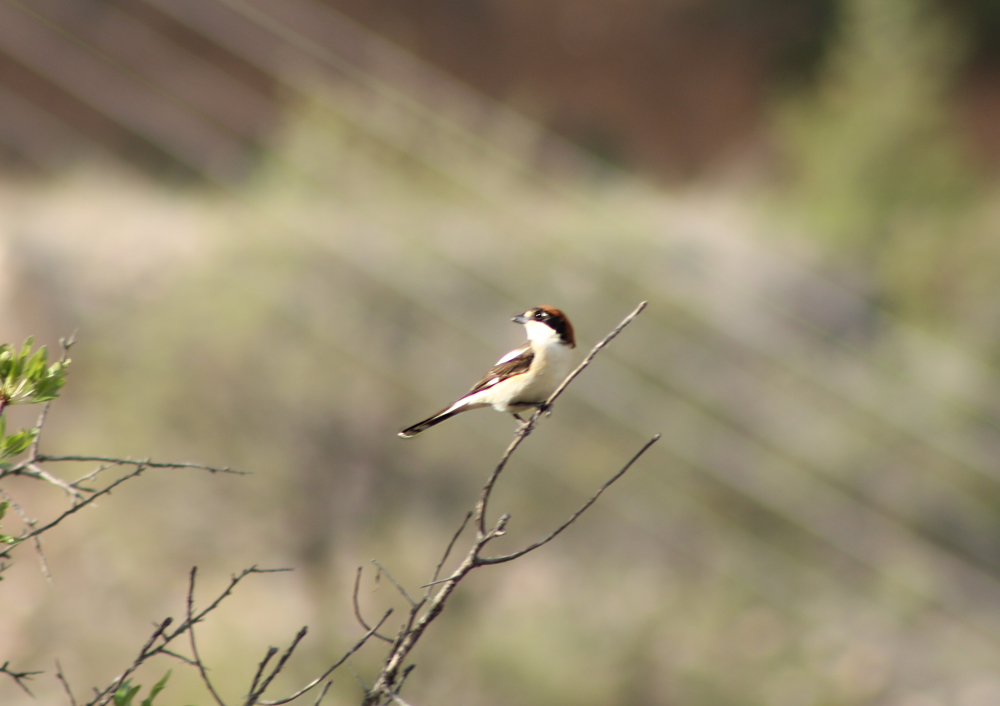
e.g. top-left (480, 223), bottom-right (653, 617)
top-left (398, 408), bottom-right (464, 438)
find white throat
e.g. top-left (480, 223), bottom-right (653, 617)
top-left (523, 320), bottom-right (565, 347)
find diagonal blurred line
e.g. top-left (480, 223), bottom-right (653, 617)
top-left (243, 0), bottom-right (1000, 477)
top-left (0, 84), bottom-right (119, 170)
top-left (12, 0), bottom-right (1000, 646)
top-left (21, 0), bottom-right (279, 142)
top-left (138, 0), bottom-right (613, 203)
top-left (0, 0), bottom-right (251, 181)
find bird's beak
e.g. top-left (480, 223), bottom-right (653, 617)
top-left (512, 313), bottom-right (528, 324)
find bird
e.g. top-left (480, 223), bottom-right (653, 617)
top-left (398, 306), bottom-right (576, 437)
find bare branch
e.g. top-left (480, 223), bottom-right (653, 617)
top-left (544, 301), bottom-right (646, 410)
top-left (0, 660), bottom-right (42, 696)
top-left (249, 647), bottom-right (279, 698)
top-left (479, 434), bottom-right (660, 564)
top-left (90, 617), bottom-right (173, 706)
top-left (0, 490), bottom-right (51, 579)
top-left (186, 568), bottom-right (228, 706)
top-left (364, 302), bottom-right (651, 705)
top-left (20, 463), bottom-right (86, 501)
top-left (426, 511), bottom-right (472, 593)
top-left (372, 560), bottom-right (417, 608)
top-left (19, 463), bottom-right (150, 543)
top-left (160, 649), bottom-right (201, 667)
top-left (257, 608), bottom-right (394, 706)
top-left (311, 681), bottom-right (333, 706)
top-left (34, 455), bottom-right (245, 475)
top-left (246, 627), bottom-right (308, 705)
top-left (55, 659), bottom-right (77, 706)
top-left (68, 462), bottom-right (120, 490)
top-left (353, 567), bottom-right (393, 643)
top-left (476, 301), bottom-right (647, 536)
top-left (87, 567), bottom-right (290, 706)
top-left (27, 331), bottom-right (75, 460)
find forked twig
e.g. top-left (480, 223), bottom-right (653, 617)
top-left (476, 301), bottom-right (648, 535)
top-left (353, 567), bottom-right (393, 643)
top-left (187, 568), bottom-right (228, 706)
top-left (0, 660), bottom-right (42, 696)
top-left (363, 302), bottom-right (654, 705)
top-left (479, 434), bottom-right (660, 564)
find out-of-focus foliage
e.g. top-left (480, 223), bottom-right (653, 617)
top-left (114, 671), bottom-right (171, 706)
top-left (0, 338), bottom-right (68, 463)
top-left (3, 0), bottom-right (1000, 703)
top-left (776, 0), bottom-right (983, 326)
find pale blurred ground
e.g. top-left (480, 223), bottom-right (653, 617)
top-left (5, 0), bottom-right (1000, 705)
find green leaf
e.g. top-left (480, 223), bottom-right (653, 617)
top-left (17, 337), bottom-right (34, 361)
top-left (0, 501), bottom-right (14, 545)
top-left (0, 339), bottom-right (69, 406)
top-left (141, 671), bottom-right (171, 706)
top-left (114, 680), bottom-right (141, 706)
top-left (0, 429), bottom-right (36, 459)
top-left (24, 348), bottom-right (46, 381)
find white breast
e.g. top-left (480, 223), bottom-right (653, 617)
top-left (485, 334), bottom-right (574, 413)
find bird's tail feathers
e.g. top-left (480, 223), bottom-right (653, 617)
top-left (397, 407), bottom-right (464, 438)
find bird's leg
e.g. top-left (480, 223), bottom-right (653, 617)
top-left (512, 412), bottom-right (531, 435)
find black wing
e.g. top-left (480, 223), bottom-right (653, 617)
top-left (467, 344), bottom-right (533, 394)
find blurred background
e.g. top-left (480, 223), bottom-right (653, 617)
top-left (4, 0), bottom-right (1000, 704)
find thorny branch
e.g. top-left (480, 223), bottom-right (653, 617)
top-left (0, 660), bottom-right (42, 696)
top-left (82, 566), bottom-right (300, 706)
top-left (0, 335), bottom-right (256, 698)
top-left (356, 302), bottom-right (656, 705)
top-left (5, 305), bottom-right (654, 706)
top-left (0, 335), bottom-right (242, 571)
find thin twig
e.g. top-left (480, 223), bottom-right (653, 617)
top-left (372, 560), bottom-right (417, 608)
top-left (0, 489), bottom-right (51, 579)
top-left (27, 331), bottom-right (75, 460)
top-left (69, 462), bottom-right (119, 490)
top-left (92, 617), bottom-right (173, 706)
top-left (249, 647), bottom-right (279, 697)
top-left (475, 301), bottom-right (647, 536)
top-left (257, 609), bottom-right (394, 706)
top-left (160, 649), bottom-right (200, 667)
top-left (311, 681), bottom-right (333, 706)
top-left (479, 434), bottom-right (660, 564)
top-left (56, 659), bottom-right (78, 706)
top-left (424, 511), bottom-right (472, 592)
top-left (247, 627), bottom-right (308, 704)
top-left (19, 463), bottom-right (151, 542)
top-left (34, 455), bottom-right (245, 475)
top-left (87, 567), bottom-right (291, 706)
top-left (21, 463), bottom-right (86, 500)
top-left (0, 660), bottom-right (42, 696)
top-left (186, 567), bottom-right (228, 706)
top-left (353, 568), bottom-right (393, 642)
top-left (544, 301), bottom-right (647, 410)
top-left (364, 302), bottom-right (650, 705)
top-left (346, 660), bottom-right (368, 692)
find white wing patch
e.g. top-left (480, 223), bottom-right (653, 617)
top-left (495, 345), bottom-right (527, 366)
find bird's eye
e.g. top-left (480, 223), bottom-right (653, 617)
top-left (533, 310), bottom-right (546, 320)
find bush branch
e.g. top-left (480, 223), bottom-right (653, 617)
top-left (362, 302), bottom-right (653, 705)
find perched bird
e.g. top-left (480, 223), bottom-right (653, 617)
top-left (398, 306), bottom-right (576, 437)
